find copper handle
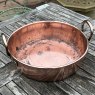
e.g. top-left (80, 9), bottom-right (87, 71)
top-left (82, 20), bottom-right (94, 41)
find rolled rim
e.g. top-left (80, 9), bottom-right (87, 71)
top-left (7, 21), bottom-right (89, 69)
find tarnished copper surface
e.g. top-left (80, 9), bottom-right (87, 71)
top-left (15, 39), bottom-right (79, 68)
top-left (6, 21), bottom-right (88, 81)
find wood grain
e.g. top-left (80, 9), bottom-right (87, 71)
top-left (0, 86), bottom-right (14, 95)
top-left (0, 62), bottom-right (20, 87)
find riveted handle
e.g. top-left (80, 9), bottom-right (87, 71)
top-left (82, 20), bottom-right (94, 41)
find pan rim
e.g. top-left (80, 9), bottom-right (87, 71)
top-left (7, 21), bottom-right (88, 69)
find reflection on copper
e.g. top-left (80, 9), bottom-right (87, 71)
top-left (7, 21), bottom-right (88, 81)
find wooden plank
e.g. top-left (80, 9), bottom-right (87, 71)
top-left (27, 13), bottom-right (56, 22)
top-left (7, 19), bottom-right (31, 33)
top-left (14, 77), bottom-right (41, 95)
top-left (86, 53), bottom-right (95, 62)
top-left (18, 72), bottom-right (90, 95)
top-left (21, 75), bottom-right (81, 95)
top-left (88, 49), bottom-right (95, 56)
top-left (64, 69), bottom-right (95, 95)
top-left (6, 81), bottom-right (27, 95)
top-left (0, 27), bottom-right (12, 35)
top-left (48, 3), bottom-right (89, 20)
top-left (0, 52), bottom-right (11, 64)
top-left (21, 19), bottom-right (32, 24)
top-left (10, 22), bottom-right (22, 29)
top-left (90, 40), bottom-right (95, 45)
top-left (28, 10), bottom-right (78, 26)
top-left (77, 52), bottom-right (95, 76)
top-left (46, 6), bottom-right (82, 21)
top-left (0, 61), bottom-right (5, 68)
top-left (0, 30), bottom-right (3, 34)
top-left (89, 44), bottom-right (95, 51)
top-left (80, 61), bottom-right (95, 77)
top-left (27, 5), bottom-right (90, 25)
top-left (6, 25), bottom-right (17, 33)
top-left (6, 19), bottom-right (31, 34)
top-left (74, 69), bottom-right (95, 94)
top-left (54, 82), bottom-right (80, 95)
top-left (25, 10), bottom-right (46, 22)
top-left (44, 82), bottom-right (69, 95)
top-left (21, 76), bottom-right (55, 95)
top-left (0, 62), bottom-right (20, 87)
top-left (0, 12), bottom-right (28, 28)
top-left (83, 58), bottom-right (95, 69)
top-left (0, 44), bottom-right (7, 55)
top-left (40, 9), bottom-right (79, 25)
top-left (35, 12), bottom-right (67, 22)
top-left (0, 86), bottom-right (14, 95)
top-left (17, 21), bottom-right (27, 26)
top-left (46, 7), bottom-right (83, 23)
top-left (76, 69), bottom-right (95, 82)
top-left (36, 3), bottom-right (84, 20)
top-left (0, 30), bottom-right (4, 44)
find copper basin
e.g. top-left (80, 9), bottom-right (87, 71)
top-left (1, 20), bottom-right (94, 81)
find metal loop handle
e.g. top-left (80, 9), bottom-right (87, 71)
top-left (1, 33), bottom-right (15, 61)
top-left (1, 33), bottom-right (10, 56)
top-left (82, 20), bottom-right (94, 41)
top-left (1, 33), bottom-right (8, 47)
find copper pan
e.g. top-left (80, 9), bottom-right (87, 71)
top-left (1, 20), bottom-right (94, 81)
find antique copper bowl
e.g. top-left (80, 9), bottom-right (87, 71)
top-left (1, 20), bottom-right (94, 81)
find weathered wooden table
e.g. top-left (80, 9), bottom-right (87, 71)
top-left (0, 3), bottom-right (95, 95)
